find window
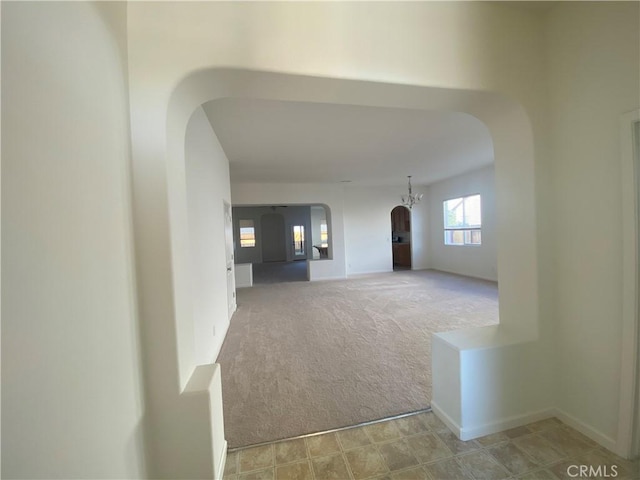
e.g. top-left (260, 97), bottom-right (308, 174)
top-left (443, 194), bottom-right (482, 245)
top-left (320, 222), bottom-right (328, 247)
top-left (239, 219), bottom-right (255, 247)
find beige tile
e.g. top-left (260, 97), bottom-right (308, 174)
top-left (339, 427), bottom-right (372, 450)
top-left (547, 459), bottom-right (578, 480)
top-left (238, 468), bottom-right (274, 480)
top-left (573, 448), bottom-right (640, 480)
top-left (378, 439), bottom-right (420, 472)
top-left (240, 445), bottom-right (274, 473)
top-left (505, 426), bottom-right (532, 439)
top-left (551, 455), bottom-right (637, 480)
top-left (311, 453), bottom-right (352, 480)
top-left (418, 412), bottom-right (449, 433)
top-left (622, 461), bottom-right (640, 480)
top-left (560, 426), bottom-right (597, 448)
top-left (423, 458), bottom-right (473, 480)
top-left (525, 418), bottom-right (562, 433)
top-left (224, 476), bottom-right (238, 480)
top-left (390, 466), bottom-right (430, 480)
top-left (435, 431), bottom-right (480, 455)
top-left (366, 421), bottom-right (402, 443)
top-left (539, 427), bottom-right (592, 458)
top-left (476, 432), bottom-right (510, 447)
top-left (552, 457), bottom-right (638, 480)
top-left (405, 432), bottom-right (452, 464)
top-left (225, 451), bottom-right (239, 476)
top-left (456, 451), bottom-right (510, 480)
top-left (345, 444), bottom-right (389, 480)
top-left (516, 468), bottom-right (558, 480)
top-left (513, 434), bottom-right (564, 465)
top-left (275, 460), bottom-right (313, 480)
top-left (487, 442), bottom-right (539, 476)
top-left (598, 447), bottom-right (640, 468)
top-left (551, 456), bottom-right (638, 480)
top-left (274, 439), bottom-right (307, 465)
top-left (393, 416), bottom-right (429, 437)
top-left (307, 433), bottom-right (341, 457)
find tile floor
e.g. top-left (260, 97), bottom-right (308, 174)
top-left (223, 413), bottom-right (639, 480)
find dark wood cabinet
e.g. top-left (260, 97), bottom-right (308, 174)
top-left (391, 206), bottom-right (411, 268)
top-left (392, 243), bottom-right (411, 267)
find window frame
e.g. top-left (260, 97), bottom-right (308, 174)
top-left (443, 193), bottom-right (482, 246)
top-left (292, 224), bottom-right (305, 256)
top-left (320, 222), bottom-right (328, 247)
top-left (239, 219), bottom-right (256, 248)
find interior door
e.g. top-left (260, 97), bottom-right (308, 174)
top-left (224, 201), bottom-right (236, 318)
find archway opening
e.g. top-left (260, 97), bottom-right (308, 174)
top-left (156, 69), bottom-right (537, 459)
top-left (391, 205), bottom-right (412, 271)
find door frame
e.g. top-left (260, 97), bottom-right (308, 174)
top-left (290, 223), bottom-right (307, 261)
top-left (223, 201), bottom-right (236, 319)
top-left (391, 205), bottom-right (412, 270)
top-left (618, 109), bottom-right (639, 458)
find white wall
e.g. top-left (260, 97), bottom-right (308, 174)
top-left (185, 107), bottom-right (233, 365)
top-left (4, 4), bottom-right (633, 476)
top-left (343, 187), bottom-right (394, 275)
top-left (547, 2), bottom-right (640, 445)
top-left (123, 2), bottom-right (550, 475)
top-left (231, 184), bottom-right (429, 277)
top-left (428, 166), bottom-right (498, 281)
top-left (343, 186), bottom-right (428, 275)
top-left (2, 3), bottom-right (147, 478)
top-left (410, 193), bottom-right (430, 271)
top-left (310, 206), bottom-right (326, 260)
top-left (5, 2), bottom-right (548, 477)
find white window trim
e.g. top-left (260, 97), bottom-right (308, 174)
top-left (443, 193), bottom-right (482, 246)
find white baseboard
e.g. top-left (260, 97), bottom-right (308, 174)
top-left (459, 409), bottom-right (557, 441)
top-left (346, 269), bottom-right (393, 278)
top-left (431, 401), bottom-right (556, 441)
top-left (430, 401), bottom-right (462, 436)
top-left (215, 440), bottom-right (228, 480)
top-left (309, 275), bottom-right (346, 282)
top-left (552, 408), bottom-right (618, 455)
top-left (431, 402), bottom-right (620, 455)
top-left (428, 268), bottom-right (498, 283)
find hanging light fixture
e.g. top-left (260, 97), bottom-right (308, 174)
top-left (401, 175), bottom-right (423, 209)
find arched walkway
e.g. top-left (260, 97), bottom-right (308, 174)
top-left (131, 68), bottom-right (539, 477)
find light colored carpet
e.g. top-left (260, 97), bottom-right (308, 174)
top-left (216, 269), bottom-right (498, 448)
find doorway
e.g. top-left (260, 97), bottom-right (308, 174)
top-left (391, 205), bottom-right (412, 270)
top-left (291, 224), bottom-right (306, 260)
top-left (261, 213), bottom-right (286, 262)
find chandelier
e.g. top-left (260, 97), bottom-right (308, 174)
top-left (401, 176), bottom-right (423, 209)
